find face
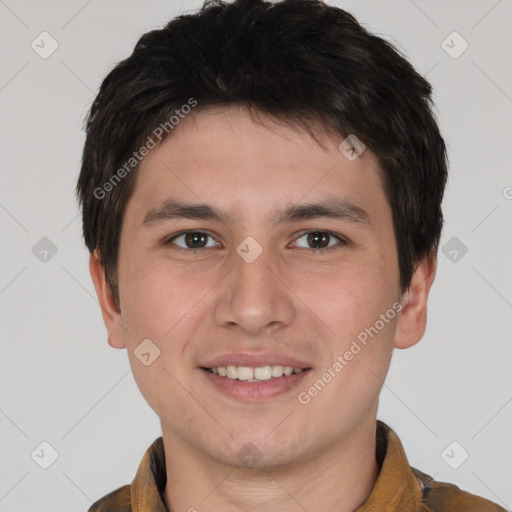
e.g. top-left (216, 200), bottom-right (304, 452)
top-left (92, 105), bottom-right (431, 469)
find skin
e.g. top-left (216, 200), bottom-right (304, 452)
top-left (90, 105), bottom-right (436, 512)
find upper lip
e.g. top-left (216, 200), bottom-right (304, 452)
top-left (200, 352), bottom-right (311, 369)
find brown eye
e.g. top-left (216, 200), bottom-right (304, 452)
top-left (184, 232), bottom-right (208, 248)
top-left (166, 231), bottom-right (218, 250)
top-left (294, 231), bottom-right (347, 250)
top-left (307, 232), bottom-right (330, 249)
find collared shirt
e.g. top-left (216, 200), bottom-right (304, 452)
top-left (88, 421), bottom-right (506, 511)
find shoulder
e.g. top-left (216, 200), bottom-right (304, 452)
top-left (87, 484), bottom-right (132, 512)
top-left (412, 467), bottom-right (508, 512)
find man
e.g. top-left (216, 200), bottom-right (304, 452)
top-left (77, 0), bottom-right (506, 510)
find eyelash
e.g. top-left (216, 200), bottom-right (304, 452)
top-left (163, 230), bottom-right (349, 252)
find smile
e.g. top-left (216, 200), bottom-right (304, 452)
top-left (203, 365), bottom-right (307, 382)
top-left (200, 365), bottom-right (312, 401)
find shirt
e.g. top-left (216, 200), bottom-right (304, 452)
top-left (88, 420), bottom-right (507, 511)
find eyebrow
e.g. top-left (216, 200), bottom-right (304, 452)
top-left (141, 197), bottom-right (372, 228)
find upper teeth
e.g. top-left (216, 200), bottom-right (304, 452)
top-left (210, 365), bottom-right (304, 381)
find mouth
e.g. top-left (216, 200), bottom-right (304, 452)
top-left (199, 363), bottom-right (312, 401)
top-left (201, 364), bottom-right (309, 382)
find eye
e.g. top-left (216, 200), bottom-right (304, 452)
top-left (164, 230), bottom-right (348, 252)
top-left (292, 231), bottom-right (347, 250)
top-left (165, 231), bottom-right (219, 250)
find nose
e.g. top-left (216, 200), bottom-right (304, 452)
top-left (213, 242), bottom-right (296, 337)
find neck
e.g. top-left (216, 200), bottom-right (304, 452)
top-left (162, 418), bottom-right (380, 512)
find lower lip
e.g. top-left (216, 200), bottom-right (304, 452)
top-left (200, 368), bottom-right (311, 402)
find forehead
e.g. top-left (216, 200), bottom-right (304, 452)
top-left (127, 105), bottom-right (388, 225)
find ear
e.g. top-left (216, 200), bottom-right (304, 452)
top-left (394, 251), bottom-right (437, 349)
top-left (89, 251), bottom-right (126, 349)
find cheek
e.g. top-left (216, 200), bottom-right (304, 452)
top-left (118, 257), bottom-right (219, 373)
top-left (119, 262), bottom-right (200, 415)
top-left (294, 256), bottom-right (399, 386)
top-left (299, 259), bottom-right (395, 328)
top-left (120, 256), bottom-right (194, 336)
top-left (123, 276), bottom-right (174, 339)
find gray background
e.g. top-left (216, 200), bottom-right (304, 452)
top-left (0, 0), bottom-right (511, 511)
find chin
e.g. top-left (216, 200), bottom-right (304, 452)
top-left (203, 428), bottom-right (306, 470)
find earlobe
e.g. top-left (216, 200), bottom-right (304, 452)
top-left (89, 251), bottom-right (126, 349)
top-left (394, 252), bottom-right (437, 349)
